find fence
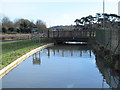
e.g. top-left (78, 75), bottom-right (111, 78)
top-left (42, 30), bottom-right (96, 38)
top-left (96, 28), bottom-right (120, 54)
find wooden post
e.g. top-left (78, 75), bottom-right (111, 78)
top-left (71, 31), bottom-right (73, 38)
top-left (48, 30), bottom-right (49, 38)
top-left (90, 31), bottom-right (91, 38)
top-left (58, 30), bottom-right (59, 37)
top-left (53, 31), bottom-right (55, 38)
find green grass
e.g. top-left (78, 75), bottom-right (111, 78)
top-left (1, 38), bottom-right (52, 69)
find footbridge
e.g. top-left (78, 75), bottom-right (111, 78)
top-left (41, 30), bottom-right (96, 43)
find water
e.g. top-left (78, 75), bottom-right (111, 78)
top-left (2, 44), bottom-right (120, 88)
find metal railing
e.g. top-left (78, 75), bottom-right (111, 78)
top-left (96, 28), bottom-right (120, 54)
top-left (41, 30), bottom-right (96, 38)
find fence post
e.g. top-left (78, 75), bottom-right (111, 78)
top-left (48, 30), bottom-right (49, 38)
top-left (58, 29), bottom-right (59, 37)
top-left (53, 31), bottom-right (55, 38)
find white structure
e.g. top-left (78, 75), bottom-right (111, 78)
top-left (32, 27), bottom-right (38, 32)
top-left (119, 1), bottom-right (120, 16)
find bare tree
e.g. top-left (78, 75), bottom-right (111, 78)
top-left (2, 16), bottom-right (13, 33)
top-left (36, 20), bottom-right (47, 33)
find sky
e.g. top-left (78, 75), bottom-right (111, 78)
top-left (0, 0), bottom-right (119, 27)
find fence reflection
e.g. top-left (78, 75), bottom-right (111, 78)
top-left (46, 45), bottom-right (92, 58)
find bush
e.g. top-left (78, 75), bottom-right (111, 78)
top-left (2, 27), bottom-right (7, 33)
top-left (8, 27), bottom-right (14, 32)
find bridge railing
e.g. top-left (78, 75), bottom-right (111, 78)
top-left (41, 30), bottom-right (96, 38)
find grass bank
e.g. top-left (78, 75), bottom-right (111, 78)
top-left (1, 38), bottom-right (53, 69)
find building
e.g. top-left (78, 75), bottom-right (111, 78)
top-left (118, 1), bottom-right (120, 16)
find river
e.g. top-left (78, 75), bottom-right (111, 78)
top-left (2, 44), bottom-right (120, 88)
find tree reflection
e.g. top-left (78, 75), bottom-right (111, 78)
top-left (32, 51), bottom-right (41, 65)
top-left (95, 54), bottom-right (120, 89)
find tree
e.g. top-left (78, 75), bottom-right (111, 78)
top-left (74, 19), bottom-right (81, 25)
top-left (74, 13), bottom-right (120, 30)
top-left (36, 20), bottom-right (47, 33)
top-left (2, 16), bottom-right (13, 33)
top-left (0, 21), bottom-right (2, 32)
top-left (14, 19), bottom-right (35, 33)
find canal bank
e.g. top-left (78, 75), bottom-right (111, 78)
top-left (89, 38), bottom-right (120, 72)
top-left (87, 28), bottom-right (120, 72)
top-left (95, 53), bottom-right (120, 88)
top-left (0, 43), bottom-right (54, 78)
top-left (2, 43), bottom-right (120, 88)
top-left (88, 38), bottom-right (120, 88)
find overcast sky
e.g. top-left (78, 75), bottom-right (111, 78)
top-left (0, 0), bottom-right (119, 27)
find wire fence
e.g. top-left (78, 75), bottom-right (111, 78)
top-left (41, 30), bottom-right (96, 38)
top-left (95, 28), bottom-right (120, 54)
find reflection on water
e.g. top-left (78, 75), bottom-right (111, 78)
top-left (32, 52), bottom-right (41, 65)
top-left (2, 44), bottom-right (120, 88)
top-left (95, 54), bottom-right (120, 89)
top-left (47, 45), bottom-right (92, 58)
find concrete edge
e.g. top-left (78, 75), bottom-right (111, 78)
top-left (0, 43), bottom-right (54, 79)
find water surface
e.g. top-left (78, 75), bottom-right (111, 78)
top-left (3, 44), bottom-right (116, 88)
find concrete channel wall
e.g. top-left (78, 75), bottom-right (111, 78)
top-left (0, 43), bottom-right (54, 79)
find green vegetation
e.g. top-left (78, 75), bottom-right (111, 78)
top-left (74, 13), bottom-right (120, 31)
top-left (2, 17), bottom-right (48, 34)
top-left (74, 13), bottom-right (120, 55)
top-left (1, 38), bottom-right (52, 69)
